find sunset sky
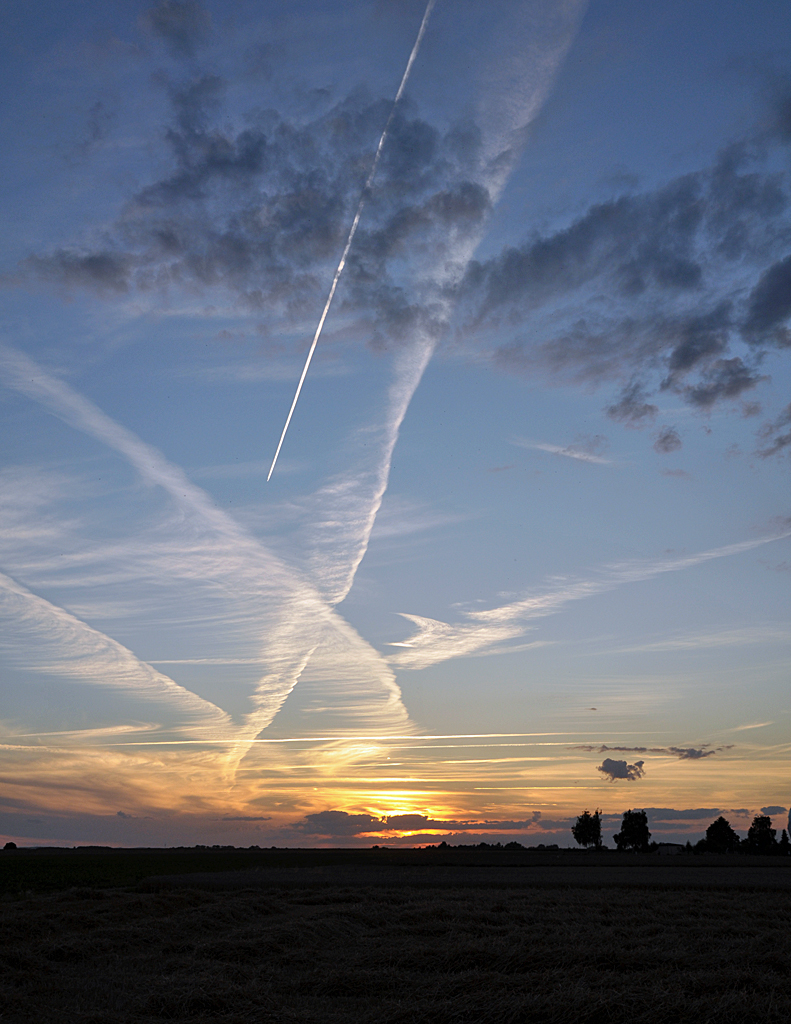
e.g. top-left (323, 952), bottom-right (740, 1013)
top-left (1, 0), bottom-right (790, 849)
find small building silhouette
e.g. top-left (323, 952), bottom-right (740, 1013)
top-left (655, 842), bottom-right (685, 855)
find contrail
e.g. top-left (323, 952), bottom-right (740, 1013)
top-left (267, 0), bottom-right (437, 481)
top-left (0, 343), bottom-right (415, 757)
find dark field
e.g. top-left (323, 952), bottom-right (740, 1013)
top-left (2, 852), bottom-right (791, 1024)
top-left (4, 845), bottom-right (791, 894)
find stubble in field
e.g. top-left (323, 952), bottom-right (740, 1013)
top-left (2, 883), bottom-right (790, 1023)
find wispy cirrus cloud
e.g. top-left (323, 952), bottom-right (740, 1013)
top-left (19, 0), bottom-right (586, 356)
top-left (388, 532), bottom-right (791, 669)
top-left (0, 571), bottom-right (230, 735)
top-left (512, 435), bottom-right (613, 464)
top-left (0, 345), bottom-right (414, 756)
top-left (2, 0), bottom-right (589, 740)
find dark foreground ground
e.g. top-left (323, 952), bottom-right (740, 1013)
top-left (4, 845), bottom-right (791, 893)
top-left (2, 851), bottom-right (790, 1023)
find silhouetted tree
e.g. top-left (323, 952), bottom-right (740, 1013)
top-left (613, 809), bottom-right (651, 851)
top-left (704, 816), bottom-right (740, 853)
top-left (3, 841), bottom-right (16, 850)
top-left (779, 829), bottom-right (790, 856)
top-left (744, 814), bottom-right (777, 854)
top-left (571, 809), bottom-right (602, 848)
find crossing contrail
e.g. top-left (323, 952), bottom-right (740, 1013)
top-left (267, 0), bottom-right (437, 481)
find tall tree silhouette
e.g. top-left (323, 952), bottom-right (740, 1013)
top-left (705, 816), bottom-right (740, 853)
top-left (613, 809), bottom-right (651, 851)
top-left (744, 815), bottom-right (777, 854)
top-left (571, 809), bottom-right (602, 848)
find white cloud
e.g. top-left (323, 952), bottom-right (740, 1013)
top-left (389, 532), bottom-right (791, 669)
top-left (0, 571), bottom-right (230, 734)
top-left (0, 346), bottom-right (414, 762)
top-left (512, 436), bottom-right (613, 464)
top-left (0, 5), bottom-right (589, 778)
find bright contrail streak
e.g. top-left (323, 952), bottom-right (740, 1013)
top-left (267, 0), bottom-right (437, 481)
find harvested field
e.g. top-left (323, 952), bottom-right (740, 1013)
top-left (2, 878), bottom-right (791, 1023)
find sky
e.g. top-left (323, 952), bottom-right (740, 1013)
top-left (1, 0), bottom-right (790, 849)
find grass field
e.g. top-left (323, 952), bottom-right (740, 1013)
top-left (2, 874), bottom-right (790, 1023)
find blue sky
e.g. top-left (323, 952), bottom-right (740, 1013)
top-left (1, 0), bottom-right (790, 848)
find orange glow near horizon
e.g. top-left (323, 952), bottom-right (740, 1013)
top-left (2, 727), bottom-right (788, 848)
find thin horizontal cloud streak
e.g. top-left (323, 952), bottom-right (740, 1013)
top-left (573, 744), bottom-right (722, 760)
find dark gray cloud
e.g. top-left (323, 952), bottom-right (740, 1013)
top-left (460, 133), bottom-right (791, 420)
top-left (659, 302), bottom-right (732, 387)
top-left (597, 757), bottom-right (645, 781)
top-left (23, 76), bottom-right (489, 348)
top-left (18, 58), bottom-right (791, 437)
top-left (681, 357), bottom-right (765, 408)
top-left (576, 744), bottom-right (718, 760)
top-left (221, 815), bottom-right (272, 821)
top-left (760, 805), bottom-right (787, 816)
top-left (467, 174), bottom-right (707, 315)
top-left (654, 426), bottom-right (682, 454)
top-left (757, 402), bottom-right (791, 457)
top-left (743, 254), bottom-right (791, 346)
top-left (467, 145), bottom-right (785, 316)
top-left (667, 747), bottom-right (715, 760)
top-left (25, 250), bottom-right (134, 294)
top-left (291, 811), bottom-right (385, 836)
top-left (605, 379), bottom-right (658, 427)
top-left (71, 100), bottom-right (115, 159)
top-left (643, 807), bottom-right (721, 821)
top-left (289, 809), bottom-right (544, 837)
top-left (140, 0), bottom-right (212, 58)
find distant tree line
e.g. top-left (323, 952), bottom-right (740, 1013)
top-left (571, 809), bottom-right (791, 854)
